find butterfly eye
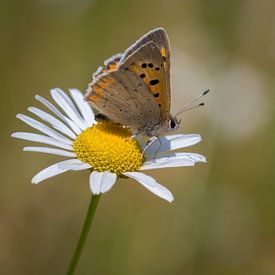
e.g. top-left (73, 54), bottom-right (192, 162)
top-left (169, 118), bottom-right (181, 130)
top-left (169, 119), bottom-right (176, 129)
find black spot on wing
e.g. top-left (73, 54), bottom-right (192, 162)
top-left (149, 79), bottom-right (159, 86)
top-left (154, 92), bottom-right (160, 97)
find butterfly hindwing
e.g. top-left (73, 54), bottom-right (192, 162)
top-left (92, 53), bottom-right (123, 79)
top-left (86, 69), bottom-right (160, 129)
top-left (119, 40), bottom-right (170, 122)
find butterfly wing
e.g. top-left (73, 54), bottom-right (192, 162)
top-left (120, 28), bottom-right (171, 106)
top-left (120, 28), bottom-right (170, 72)
top-left (93, 53), bottom-right (123, 79)
top-left (119, 39), bottom-right (170, 123)
top-left (86, 69), bottom-right (160, 130)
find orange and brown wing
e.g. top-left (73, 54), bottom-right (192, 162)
top-left (85, 69), bottom-right (160, 129)
top-left (120, 27), bottom-right (171, 105)
top-left (92, 53), bottom-right (123, 79)
top-left (119, 40), bottom-right (170, 123)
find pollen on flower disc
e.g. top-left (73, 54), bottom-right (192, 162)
top-left (73, 122), bottom-right (143, 174)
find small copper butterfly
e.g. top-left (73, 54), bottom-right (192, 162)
top-left (85, 28), bottom-right (208, 139)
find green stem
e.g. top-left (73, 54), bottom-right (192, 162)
top-left (67, 194), bottom-right (101, 275)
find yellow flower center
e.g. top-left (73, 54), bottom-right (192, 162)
top-left (73, 122), bottom-right (143, 174)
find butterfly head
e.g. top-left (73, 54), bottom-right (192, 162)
top-left (148, 115), bottom-right (181, 137)
top-left (169, 116), bottom-right (181, 131)
top-left (154, 89), bottom-right (210, 136)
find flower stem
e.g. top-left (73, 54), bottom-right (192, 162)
top-left (67, 194), bottom-right (101, 275)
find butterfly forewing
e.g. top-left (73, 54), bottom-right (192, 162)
top-left (120, 28), bottom-right (171, 102)
top-left (120, 28), bottom-right (170, 70)
top-left (119, 40), bottom-right (170, 122)
top-left (86, 69), bottom-right (160, 129)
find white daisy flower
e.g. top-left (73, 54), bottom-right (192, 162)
top-left (11, 88), bottom-right (206, 203)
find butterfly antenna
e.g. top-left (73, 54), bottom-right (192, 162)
top-left (175, 89), bottom-right (209, 117)
top-left (177, 102), bottom-right (205, 113)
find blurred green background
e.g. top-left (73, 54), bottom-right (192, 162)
top-left (1, 0), bottom-right (275, 274)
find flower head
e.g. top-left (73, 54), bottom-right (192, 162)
top-left (12, 88), bottom-right (206, 202)
top-left (73, 122), bottom-right (143, 173)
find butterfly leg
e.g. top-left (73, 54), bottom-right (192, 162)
top-left (153, 136), bottom-right (162, 159)
top-left (142, 136), bottom-right (161, 159)
top-left (142, 137), bottom-right (157, 157)
top-left (130, 130), bottom-right (143, 140)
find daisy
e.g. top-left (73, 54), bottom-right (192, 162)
top-left (11, 88), bottom-right (206, 203)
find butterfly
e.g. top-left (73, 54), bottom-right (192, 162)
top-left (85, 28), bottom-right (208, 140)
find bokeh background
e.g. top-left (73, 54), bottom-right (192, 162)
top-left (1, 0), bottom-right (275, 274)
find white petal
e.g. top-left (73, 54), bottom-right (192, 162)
top-left (31, 159), bottom-right (90, 184)
top-left (57, 159), bottom-right (91, 170)
top-left (51, 88), bottom-right (87, 130)
top-left (141, 152), bottom-right (207, 170)
top-left (35, 95), bottom-right (82, 135)
top-left (23, 146), bottom-right (76, 157)
top-left (124, 172), bottom-right (174, 203)
top-left (100, 173), bottom-right (117, 193)
top-left (144, 134), bottom-right (202, 156)
top-left (89, 171), bottom-right (117, 195)
top-left (35, 94), bottom-right (70, 122)
top-left (62, 116), bottom-right (82, 135)
top-left (11, 132), bottom-right (73, 150)
top-left (69, 89), bottom-right (95, 126)
top-left (28, 107), bottom-right (77, 139)
top-left (55, 88), bottom-right (81, 115)
top-left (16, 114), bottom-right (73, 145)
